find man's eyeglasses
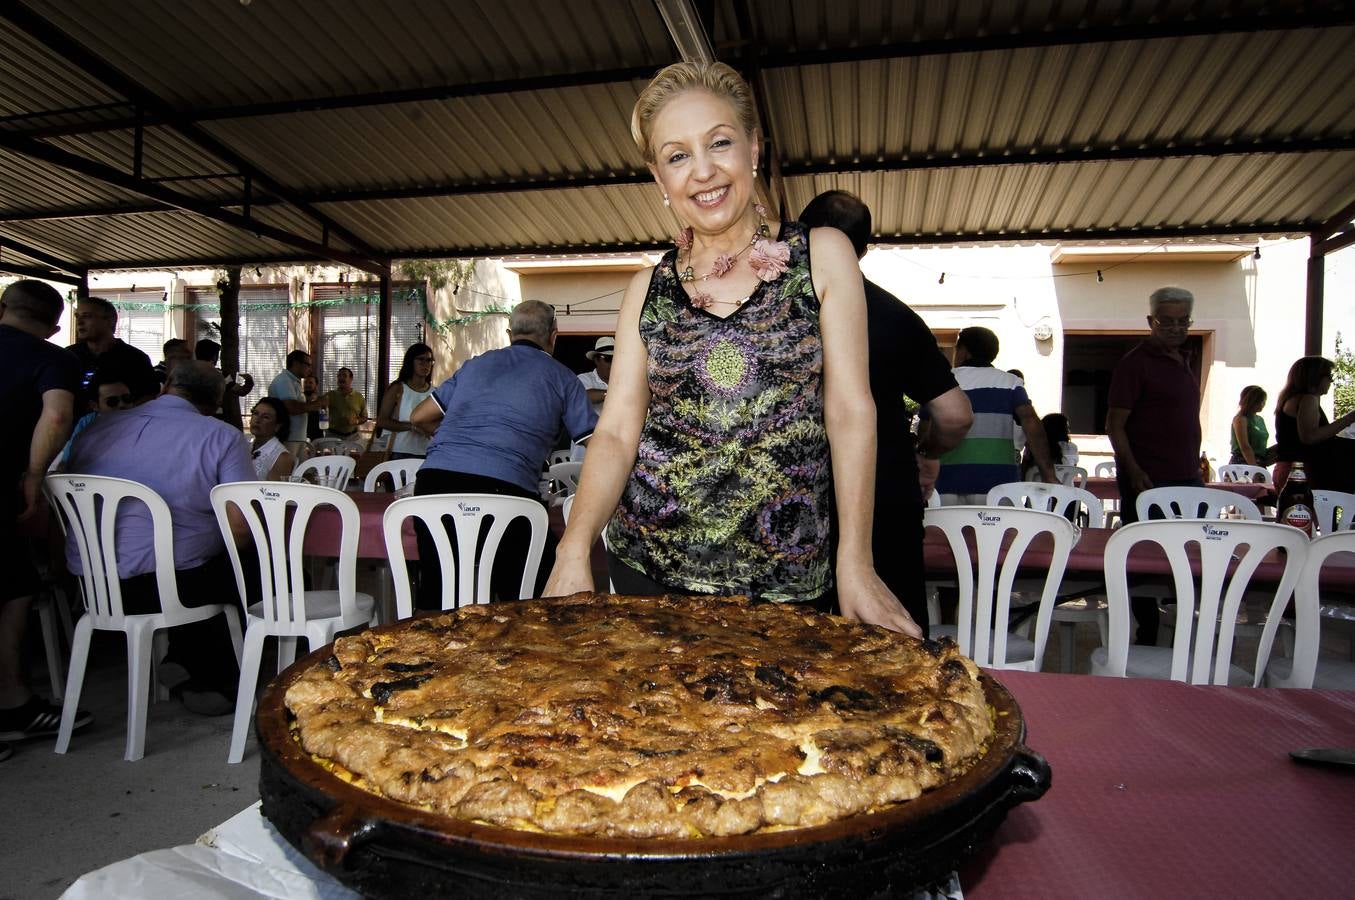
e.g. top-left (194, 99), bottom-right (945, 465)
top-left (101, 394), bottom-right (135, 408)
top-left (1151, 316), bottom-right (1193, 329)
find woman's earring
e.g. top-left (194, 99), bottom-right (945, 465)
top-left (663, 194), bottom-right (670, 207)
top-left (753, 164), bottom-right (758, 177)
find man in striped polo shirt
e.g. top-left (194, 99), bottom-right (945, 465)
top-left (935, 327), bottom-right (1057, 504)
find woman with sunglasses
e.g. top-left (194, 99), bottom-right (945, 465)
top-left (376, 343), bottom-right (436, 460)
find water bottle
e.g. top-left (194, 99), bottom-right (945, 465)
top-left (318, 403), bottom-right (331, 434)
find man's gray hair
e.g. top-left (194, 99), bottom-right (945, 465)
top-left (509, 300), bottom-right (557, 342)
top-left (1149, 286), bottom-right (1194, 315)
top-left (167, 360), bottom-right (226, 410)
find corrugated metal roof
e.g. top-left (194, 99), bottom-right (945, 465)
top-left (0, 0), bottom-right (1352, 274)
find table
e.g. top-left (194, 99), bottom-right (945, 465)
top-left (65, 672), bottom-right (1355, 899)
top-left (960, 670), bottom-right (1355, 898)
top-left (1084, 477), bottom-right (1276, 506)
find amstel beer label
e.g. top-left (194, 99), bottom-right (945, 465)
top-left (1281, 504), bottom-right (1314, 535)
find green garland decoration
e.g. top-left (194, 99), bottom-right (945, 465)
top-left (79, 287), bottom-right (512, 332)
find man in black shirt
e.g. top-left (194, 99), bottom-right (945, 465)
top-left (800, 191), bottom-right (973, 632)
top-left (67, 296), bottom-right (156, 399)
top-left (0, 281), bottom-right (92, 755)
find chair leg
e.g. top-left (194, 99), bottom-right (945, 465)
top-left (55, 616), bottom-right (93, 755)
top-left (125, 625), bottom-right (156, 761)
top-left (152, 631), bottom-right (170, 702)
top-left (36, 596), bottom-right (64, 700)
top-left (228, 627), bottom-right (268, 764)
top-left (277, 636), bottom-right (298, 674)
top-left (223, 607), bottom-right (244, 667)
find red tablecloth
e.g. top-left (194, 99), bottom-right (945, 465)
top-left (961, 670), bottom-right (1355, 898)
top-left (303, 492), bottom-right (609, 587)
top-left (1084, 477), bottom-right (1276, 505)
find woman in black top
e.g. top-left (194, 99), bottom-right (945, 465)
top-left (1274, 355), bottom-right (1355, 491)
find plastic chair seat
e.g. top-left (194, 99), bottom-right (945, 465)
top-left (1264, 656), bottom-right (1355, 690)
top-left (246, 590), bottom-right (375, 626)
top-left (1089, 645), bottom-right (1252, 686)
top-left (930, 624), bottom-right (1039, 670)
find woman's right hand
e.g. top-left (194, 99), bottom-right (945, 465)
top-left (543, 552), bottom-right (595, 598)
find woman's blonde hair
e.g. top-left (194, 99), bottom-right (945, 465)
top-left (631, 61), bottom-right (759, 165)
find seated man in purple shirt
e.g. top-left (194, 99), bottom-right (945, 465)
top-left (409, 300), bottom-right (597, 608)
top-left (66, 361), bottom-right (254, 714)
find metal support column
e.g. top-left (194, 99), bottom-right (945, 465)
top-left (1305, 239), bottom-right (1324, 356)
top-left (377, 273), bottom-right (392, 403)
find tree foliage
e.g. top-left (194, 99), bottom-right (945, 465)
top-left (1334, 332), bottom-right (1355, 418)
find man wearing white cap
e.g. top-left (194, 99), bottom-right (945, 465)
top-left (579, 336), bottom-right (614, 415)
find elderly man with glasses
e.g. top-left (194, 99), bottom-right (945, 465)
top-left (1106, 286), bottom-right (1203, 643)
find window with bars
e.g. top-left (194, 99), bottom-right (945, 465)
top-left (91, 290), bottom-right (167, 362)
top-left (312, 283), bottom-right (426, 417)
top-left (189, 285), bottom-right (290, 413)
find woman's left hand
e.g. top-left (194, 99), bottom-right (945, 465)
top-left (835, 563), bottom-right (923, 638)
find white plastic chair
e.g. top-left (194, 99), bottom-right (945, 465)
top-left (1265, 531), bottom-right (1355, 689)
top-left (1136, 486), bottom-right (1262, 522)
top-left (923, 506), bottom-right (1077, 670)
top-left (1218, 464), bottom-right (1272, 485)
top-left (549, 449), bottom-right (572, 466)
top-left (293, 455), bottom-right (356, 490)
top-left (987, 482), bottom-right (1104, 529)
top-left (543, 461), bottom-right (583, 505)
top-left (1055, 465), bottom-right (1088, 488)
top-left (383, 494), bottom-right (549, 619)
top-left (46, 475), bottom-right (243, 761)
top-left (211, 482), bottom-right (376, 763)
top-left (925, 490), bottom-right (941, 509)
top-left (309, 437), bottom-right (344, 454)
top-left (1089, 520), bottom-right (1308, 686)
top-left (1094, 461), bottom-right (1117, 478)
top-left (1313, 490), bottom-right (1355, 535)
top-left (363, 458), bottom-right (422, 493)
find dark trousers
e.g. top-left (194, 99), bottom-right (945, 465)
top-left (119, 553), bottom-right (245, 695)
top-left (1116, 474), bottom-right (1205, 644)
top-left (607, 550), bottom-right (838, 616)
top-left (413, 468), bottom-right (555, 610)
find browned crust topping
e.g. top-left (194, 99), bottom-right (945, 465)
top-left (285, 593), bottom-right (991, 838)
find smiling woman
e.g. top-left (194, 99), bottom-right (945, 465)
top-left (544, 62), bottom-right (919, 636)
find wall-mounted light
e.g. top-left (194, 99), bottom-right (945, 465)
top-left (1096, 270), bottom-right (1104, 283)
top-left (255, 266), bottom-right (263, 277)
top-left (1254, 246), bottom-right (1261, 260)
top-left (1033, 323), bottom-right (1054, 342)
top-left (937, 272), bottom-right (945, 285)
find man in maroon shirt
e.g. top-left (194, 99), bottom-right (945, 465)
top-left (1106, 286), bottom-right (1203, 642)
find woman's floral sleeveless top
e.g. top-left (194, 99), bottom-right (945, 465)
top-left (606, 221), bottom-right (829, 601)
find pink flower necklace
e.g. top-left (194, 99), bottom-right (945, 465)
top-left (676, 204), bottom-right (790, 310)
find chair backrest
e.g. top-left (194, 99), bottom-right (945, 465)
top-left (549, 449), bottom-right (573, 466)
top-left (544, 461), bottom-right (583, 502)
top-left (1136, 486), bottom-right (1262, 522)
top-left (293, 455), bottom-right (356, 490)
top-left (925, 489), bottom-right (941, 509)
top-left (210, 482), bottom-right (364, 631)
top-left (44, 474), bottom-right (194, 626)
top-left (1277, 531), bottom-right (1355, 688)
top-left (1055, 465), bottom-right (1089, 488)
top-left (363, 458), bottom-right (421, 493)
top-left (1101, 520), bottom-right (1308, 686)
top-left (1218, 464), bottom-right (1271, 485)
top-left (1094, 461), bottom-right (1117, 477)
top-left (383, 494), bottom-right (549, 618)
top-left (1313, 489), bottom-right (1355, 535)
top-left (987, 481), bottom-right (1104, 528)
top-left (922, 506), bottom-right (1077, 670)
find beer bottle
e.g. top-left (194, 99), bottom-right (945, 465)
top-left (1278, 462), bottom-right (1315, 536)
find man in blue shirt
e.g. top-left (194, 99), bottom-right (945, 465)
top-left (410, 300), bottom-right (597, 608)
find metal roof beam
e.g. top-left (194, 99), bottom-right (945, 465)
top-left (2, 2), bottom-right (382, 261)
top-left (297, 172), bottom-right (653, 204)
top-left (1313, 193), bottom-right (1355, 244)
top-left (733, 0), bottom-right (789, 220)
top-left (89, 254), bottom-right (328, 272)
top-left (867, 222), bottom-right (1317, 246)
top-left (755, 10), bottom-right (1355, 69)
top-left (0, 234), bottom-right (85, 275)
top-left (0, 261), bottom-right (81, 285)
top-left (0, 131), bottom-right (389, 276)
top-left (780, 136), bottom-right (1355, 177)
